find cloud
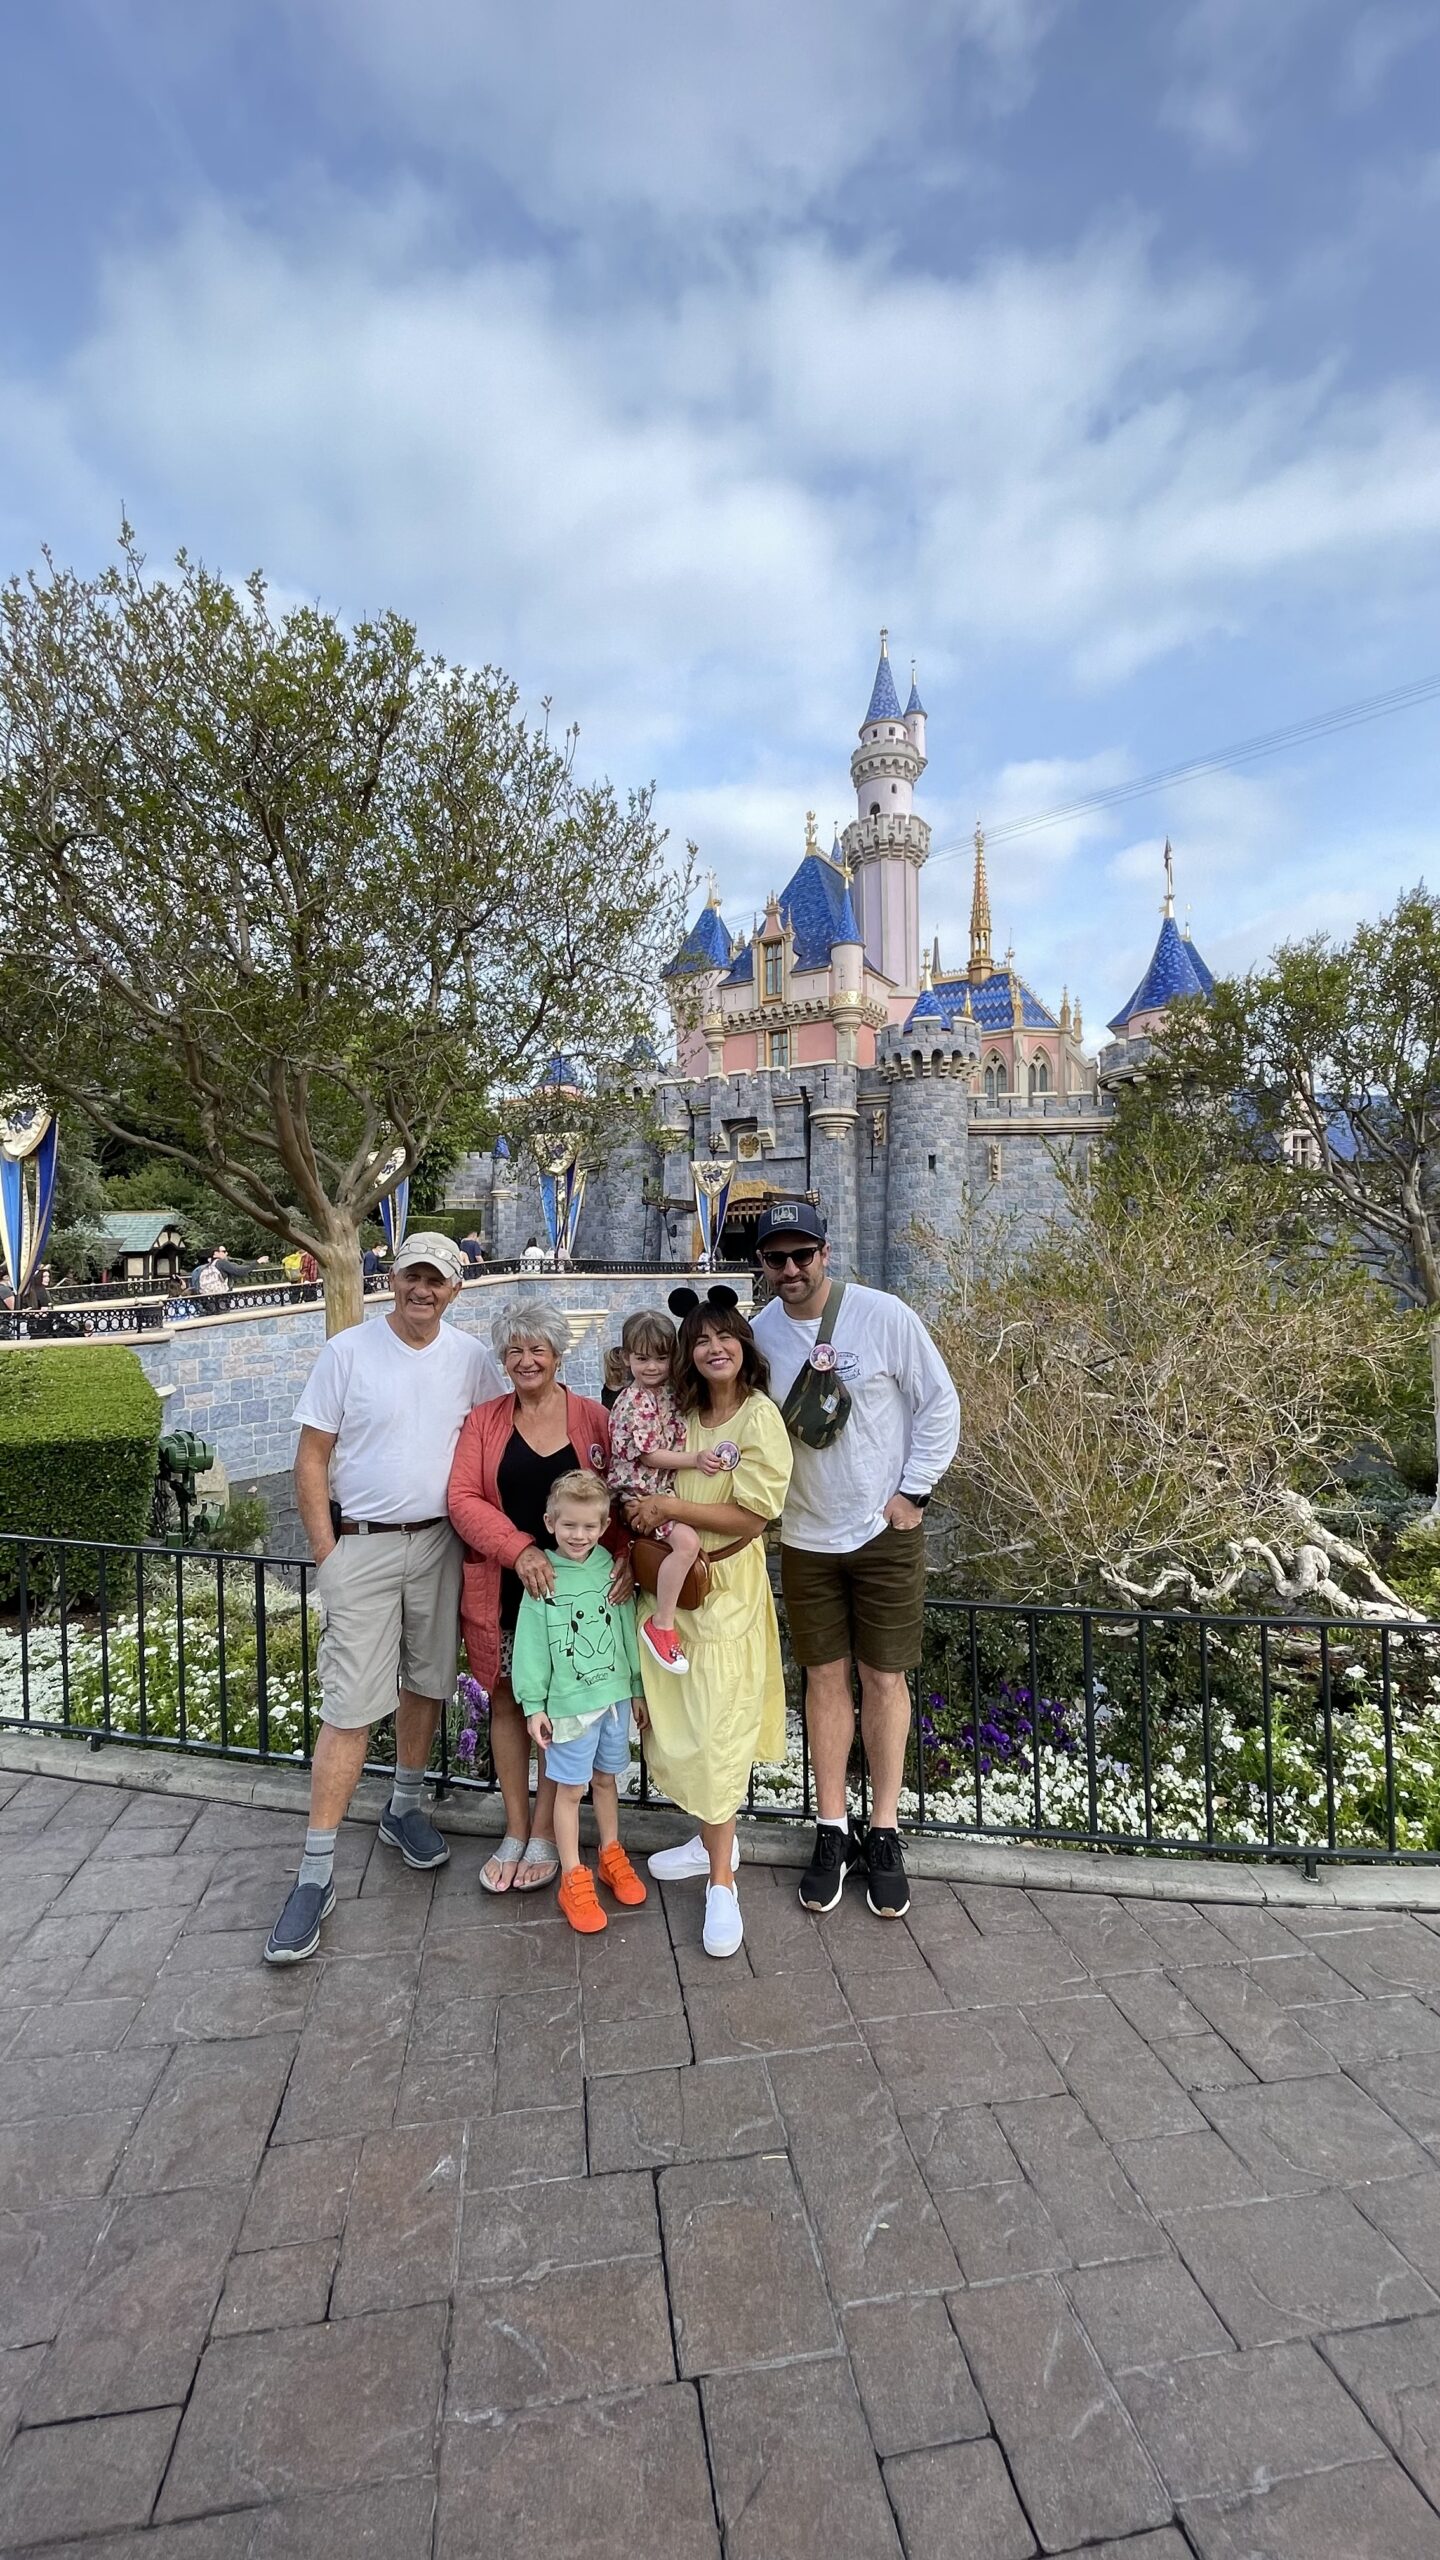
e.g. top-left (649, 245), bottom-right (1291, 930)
top-left (1160, 0), bottom-right (1330, 160)
top-left (5, 192), bottom-right (1439, 803)
top-left (1341, 6), bottom-right (1436, 107)
top-left (292, 0), bottom-right (1061, 226)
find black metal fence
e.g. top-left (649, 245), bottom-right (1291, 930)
top-left (4, 1531), bottom-right (1439, 1868)
top-left (2, 1259), bottom-right (753, 1340)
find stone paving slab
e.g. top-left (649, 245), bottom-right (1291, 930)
top-left (8, 1771), bottom-right (1440, 2551)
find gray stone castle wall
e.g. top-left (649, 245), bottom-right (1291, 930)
top-left (448, 1057), bottom-right (1116, 1298)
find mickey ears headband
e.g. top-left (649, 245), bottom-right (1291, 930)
top-left (668, 1284), bottom-right (741, 1319)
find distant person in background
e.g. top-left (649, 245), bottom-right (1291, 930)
top-left (520, 1236), bottom-right (547, 1269)
top-left (460, 1228), bottom-right (485, 1268)
top-left (299, 1250), bottom-right (320, 1289)
top-left (361, 1241), bottom-right (386, 1291)
top-left (196, 1248), bottom-right (230, 1299)
top-left (600, 1345), bottom-right (628, 1411)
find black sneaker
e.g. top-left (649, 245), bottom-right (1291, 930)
top-left (864, 1826), bottom-right (911, 1919)
top-left (798, 1821), bottom-right (862, 1915)
top-left (264, 1879), bottom-right (336, 1965)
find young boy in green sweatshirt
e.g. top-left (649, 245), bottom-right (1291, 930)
top-left (514, 1468), bottom-right (650, 1934)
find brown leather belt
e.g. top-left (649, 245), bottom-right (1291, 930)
top-left (338, 1516), bottom-right (448, 1536)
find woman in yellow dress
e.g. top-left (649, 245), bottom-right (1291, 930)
top-left (625, 1288), bottom-right (792, 1960)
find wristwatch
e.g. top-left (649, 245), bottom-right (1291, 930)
top-left (902, 1490), bottom-right (932, 1510)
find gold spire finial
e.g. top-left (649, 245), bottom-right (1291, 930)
top-left (805, 809), bottom-right (818, 853)
top-left (879, 626), bottom-right (889, 656)
top-left (1162, 838), bottom-right (1175, 920)
top-left (704, 867), bottom-right (721, 908)
top-left (921, 951), bottom-right (934, 993)
top-left (968, 820), bottom-right (993, 982)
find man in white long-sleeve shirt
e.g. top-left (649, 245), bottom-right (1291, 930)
top-left (750, 1203), bottom-right (960, 1922)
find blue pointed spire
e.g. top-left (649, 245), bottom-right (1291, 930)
top-left (905, 662), bottom-right (925, 715)
top-left (663, 895), bottom-right (735, 979)
top-left (1107, 915), bottom-right (1213, 1033)
top-left (863, 628), bottom-right (903, 724)
top-left (834, 879), bottom-right (862, 945)
top-left (904, 982), bottom-right (944, 1028)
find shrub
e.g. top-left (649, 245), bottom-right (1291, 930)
top-left (0, 1348), bottom-right (161, 1602)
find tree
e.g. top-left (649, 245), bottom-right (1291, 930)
top-left (0, 536), bottom-right (683, 1332)
top-left (929, 1137), bottom-right (1419, 1617)
top-left (1135, 887), bottom-right (1440, 1508)
top-left (44, 1117), bottom-right (110, 1280)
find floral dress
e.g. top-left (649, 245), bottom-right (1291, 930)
top-left (608, 1381), bottom-right (688, 1536)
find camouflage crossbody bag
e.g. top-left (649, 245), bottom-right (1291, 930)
top-left (779, 1282), bottom-right (853, 1451)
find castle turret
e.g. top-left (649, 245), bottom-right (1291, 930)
top-left (905, 662), bottom-right (926, 762)
top-left (968, 823), bottom-right (993, 982)
top-left (841, 629), bottom-right (929, 998)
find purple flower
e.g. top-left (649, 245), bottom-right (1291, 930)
top-left (454, 1675), bottom-right (490, 1767)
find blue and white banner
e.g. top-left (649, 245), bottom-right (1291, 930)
top-left (379, 1178), bottom-right (410, 1254)
top-left (534, 1133), bottom-right (582, 1259)
top-left (691, 1157), bottom-right (733, 1265)
top-left (0, 1104), bottom-right (59, 1297)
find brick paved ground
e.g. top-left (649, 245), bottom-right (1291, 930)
top-left (7, 1773), bottom-right (1440, 2555)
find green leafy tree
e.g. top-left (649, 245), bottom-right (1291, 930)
top-left (43, 1116), bottom-right (110, 1280)
top-left (0, 535), bottom-right (683, 1331)
top-left (1133, 887), bottom-right (1440, 1508)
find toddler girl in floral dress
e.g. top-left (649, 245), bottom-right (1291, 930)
top-left (607, 1309), bottom-right (728, 1676)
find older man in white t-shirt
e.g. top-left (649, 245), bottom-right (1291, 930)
top-left (265, 1232), bottom-right (504, 1964)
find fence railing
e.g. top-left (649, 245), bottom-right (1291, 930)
top-left (4, 1259), bottom-right (753, 1341)
top-left (3, 1532), bottom-right (1437, 1867)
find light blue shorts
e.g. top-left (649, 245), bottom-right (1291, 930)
top-left (543, 1701), bottom-right (634, 1788)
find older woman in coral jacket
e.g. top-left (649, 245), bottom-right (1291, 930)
top-left (447, 1296), bottom-right (630, 1895)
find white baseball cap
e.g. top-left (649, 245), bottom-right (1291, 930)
top-left (390, 1231), bottom-right (464, 1284)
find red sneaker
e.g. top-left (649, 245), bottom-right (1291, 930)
top-left (641, 1618), bottom-right (689, 1675)
top-left (557, 1865), bottom-right (607, 1934)
top-left (598, 1841), bottom-right (648, 1907)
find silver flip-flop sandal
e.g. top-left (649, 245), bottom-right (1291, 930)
top-left (479, 1834), bottom-right (528, 1895)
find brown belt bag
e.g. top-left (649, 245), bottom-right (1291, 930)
top-left (631, 1529), bottom-right (749, 1615)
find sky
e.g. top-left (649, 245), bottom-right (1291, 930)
top-left (2, 0), bottom-right (1439, 1036)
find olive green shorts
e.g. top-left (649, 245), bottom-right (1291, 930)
top-left (780, 1524), bottom-right (927, 1673)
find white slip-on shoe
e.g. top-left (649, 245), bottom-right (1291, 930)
top-left (648, 1833), bottom-right (740, 1882)
top-left (703, 1882), bottom-right (744, 1959)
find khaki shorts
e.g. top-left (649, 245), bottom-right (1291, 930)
top-left (314, 1522), bottom-right (463, 1730)
top-left (780, 1524), bottom-right (928, 1673)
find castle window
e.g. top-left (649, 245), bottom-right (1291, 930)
top-left (763, 944), bottom-right (782, 1000)
top-left (927, 1153), bottom-right (937, 1173)
top-left (870, 801), bottom-right (880, 814)
top-left (984, 1058), bottom-right (1008, 1104)
top-left (890, 783), bottom-right (898, 795)
top-left (1028, 1057), bottom-right (1050, 1097)
top-left (768, 1029), bottom-right (790, 1071)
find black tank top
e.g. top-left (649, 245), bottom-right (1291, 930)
top-left (497, 1429), bottom-right (574, 1631)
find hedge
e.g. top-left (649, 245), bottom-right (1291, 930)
top-left (0, 1348), bottom-right (162, 1603)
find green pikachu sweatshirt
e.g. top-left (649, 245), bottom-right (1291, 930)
top-left (511, 1548), bottom-right (643, 1739)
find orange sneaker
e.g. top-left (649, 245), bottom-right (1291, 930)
top-left (557, 1864), bottom-right (607, 1933)
top-left (598, 1841), bottom-right (648, 1907)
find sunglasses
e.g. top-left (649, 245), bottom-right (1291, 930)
top-left (760, 1243), bottom-right (821, 1271)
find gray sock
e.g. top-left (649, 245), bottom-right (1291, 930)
top-left (299, 1826), bottom-right (337, 1889)
top-left (389, 1765), bottom-right (426, 1820)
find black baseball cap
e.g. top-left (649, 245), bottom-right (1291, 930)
top-left (755, 1201), bottom-right (827, 1250)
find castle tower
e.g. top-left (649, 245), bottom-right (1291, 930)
top-left (841, 629), bottom-right (929, 998)
top-left (968, 823), bottom-right (993, 982)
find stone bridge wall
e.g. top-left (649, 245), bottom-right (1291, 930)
top-left (115, 1273), bottom-right (732, 1478)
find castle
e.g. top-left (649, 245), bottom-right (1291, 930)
top-left (449, 633), bottom-right (1214, 1298)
